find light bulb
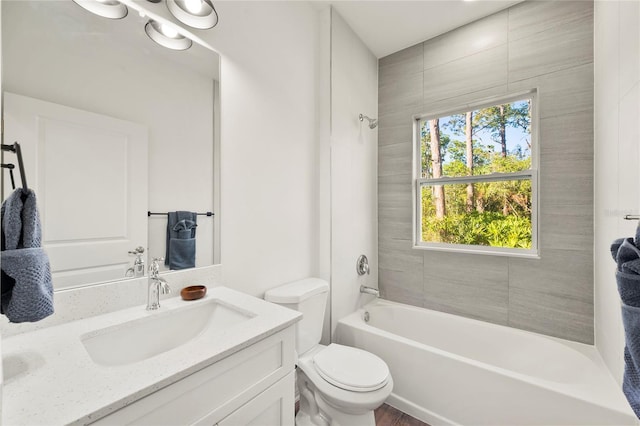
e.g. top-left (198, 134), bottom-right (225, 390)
top-left (160, 23), bottom-right (179, 38)
top-left (145, 20), bottom-right (192, 50)
top-left (184, 0), bottom-right (202, 14)
top-left (167, 0), bottom-right (218, 29)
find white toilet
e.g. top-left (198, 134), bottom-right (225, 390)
top-left (265, 278), bottom-right (393, 426)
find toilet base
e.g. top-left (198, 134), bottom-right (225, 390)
top-left (296, 392), bottom-right (376, 426)
top-left (315, 393), bottom-right (376, 426)
top-left (296, 368), bottom-right (377, 426)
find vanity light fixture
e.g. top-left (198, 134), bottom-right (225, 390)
top-left (145, 19), bottom-right (193, 50)
top-left (166, 0), bottom-right (219, 30)
top-left (72, 0), bottom-right (128, 19)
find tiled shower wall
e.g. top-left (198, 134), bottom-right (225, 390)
top-left (378, 1), bottom-right (594, 344)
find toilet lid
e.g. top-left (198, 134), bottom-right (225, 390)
top-left (312, 344), bottom-right (389, 392)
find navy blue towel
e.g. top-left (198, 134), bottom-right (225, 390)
top-left (166, 211), bottom-right (197, 270)
top-left (1, 188), bottom-right (54, 323)
top-left (612, 226), bottom-right (640, 418)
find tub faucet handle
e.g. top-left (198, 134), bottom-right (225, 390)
top-left (356, 255), bottom-right (370, 276)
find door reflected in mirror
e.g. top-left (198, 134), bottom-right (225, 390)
top-left (2, 0), bottom-right (221, 290)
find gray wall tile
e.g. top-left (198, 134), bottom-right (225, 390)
top-left (378, 143), bottom-right (413, 178)
top-left (378, 180), bottom-right (412, 208)
top-left (422, 85), bottom-right (509, 118)
top-left (378, 236), bottom-right (415, 251)
top-left (379, 72), bottom-right (422, 115)
top-left (509, 234), bottom-right (594, 344)
top-left (379, 205), bottom-right (412, 224)
top-left (540, 172), bottom-right (593, 209)
top-left (509, 287), bottom-right (594, 344)
top-left (539, 110), bottom-right (594, 156)
top-left (379, 276), bottom-right (424, 308)
top-left (509, 248), bottom-right (593, 299)
top-left (424, 44), bottom-right (508, 107)
top-left (508, 2), bottom-right (593, 82)
top-left (380, 43), bottom-right (424, 83)
top-left (508, 63), bottom-right (594, 119)
top-left (378, 219), bottom-right (413, 241)
top-left (379, 173), bottom-right (412, 185)
top-left (539, 212), bottom-right (593, 251)
top-left (379, 246), bottom-right (423, 272)
top-left (378, 0), bottom-right (594, 343)
top-left (379, 245), bottom-right (424, 306)
top-left (508, 1), bottom-right (594, 42)
top-left (423, 11), bottom-right (508, 70)
top-left (378, 115), bottom-right (415, 147)
top-left (423, 251), bottom-right (509, 324)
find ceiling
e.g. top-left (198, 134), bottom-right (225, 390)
top-left (329, 0), bottom-right (523, 58)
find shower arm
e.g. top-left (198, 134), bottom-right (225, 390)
top-left (359, 113), bottom-right (378, 129)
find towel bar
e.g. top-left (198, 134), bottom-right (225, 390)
top-left (624, 215), bottom-right (640, 220)
top-left (148, 211), bottom-right (214, 217)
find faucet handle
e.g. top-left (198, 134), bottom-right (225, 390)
top-left (356, 255), bottom-right (370, 276)
top-left (149, 257), bottom-right (164, 278)
top-left (128, 246), bottom-right (145, 256)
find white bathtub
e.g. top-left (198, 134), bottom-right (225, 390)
top-left (335, 299), bottom-right (636, 425)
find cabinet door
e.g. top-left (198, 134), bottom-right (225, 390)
top-left (213, 371), bottom-right (295, 426)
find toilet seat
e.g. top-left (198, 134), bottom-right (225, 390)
top-left (312, 344), bottom-right (390, 392)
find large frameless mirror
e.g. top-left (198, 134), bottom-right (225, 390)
top-left (1, 0), bottom-right (221, 290)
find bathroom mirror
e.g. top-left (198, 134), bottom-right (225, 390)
top-left (1, 0), bottom-right (221, 290)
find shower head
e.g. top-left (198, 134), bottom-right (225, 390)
top-left (359, 113), bottom-right (378, 129)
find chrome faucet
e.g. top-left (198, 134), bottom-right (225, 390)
top-left (147, 257), bottom-right (171, 310)
top-left (360, 285), bottom-right (380, 297)
top-left (125, 246), bottom-right (145, 278)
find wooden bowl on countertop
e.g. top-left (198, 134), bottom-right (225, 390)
top-left (180, 285), bottom-right (207, 301)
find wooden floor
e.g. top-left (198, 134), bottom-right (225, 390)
top-left (374, 404), bottom-right (430, 426)
top-left (295, 402), bottom-right (429, 426)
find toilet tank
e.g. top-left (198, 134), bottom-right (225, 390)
top-left (264, 278), bottom-right (329, 356)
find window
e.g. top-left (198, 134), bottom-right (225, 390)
top-left (414, 93), bottom-right (538, 257)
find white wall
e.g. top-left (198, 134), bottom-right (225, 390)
top-left (594, 0), bottom-right (640, 383)
top-left (0, 0), bottom-right (4, 417)
top-left (329, 10), bottom-right (379, 335)
top-left (200, 2), bottom-right (327, 297)
top-left (195, 3), bottom-right (378, 339)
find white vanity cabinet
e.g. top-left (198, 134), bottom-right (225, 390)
top-left (3, 288), bottom-right (301, 426)
top-left (91, 327), bottom-right (295, 426)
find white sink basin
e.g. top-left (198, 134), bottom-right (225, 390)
top-left (81, 298), bottom-right (255, 366)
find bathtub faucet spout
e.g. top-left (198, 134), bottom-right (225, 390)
top-left (360, 285), bottom-right (380, 297)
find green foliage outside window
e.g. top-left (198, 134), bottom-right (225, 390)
top-left (419, 99), bottom-right (533, 249)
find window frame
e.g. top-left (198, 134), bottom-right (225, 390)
top-left (412, 91), bottom-right (539, 258)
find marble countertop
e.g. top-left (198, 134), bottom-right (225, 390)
top-left (2, 286), bottom-right (301, 426)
